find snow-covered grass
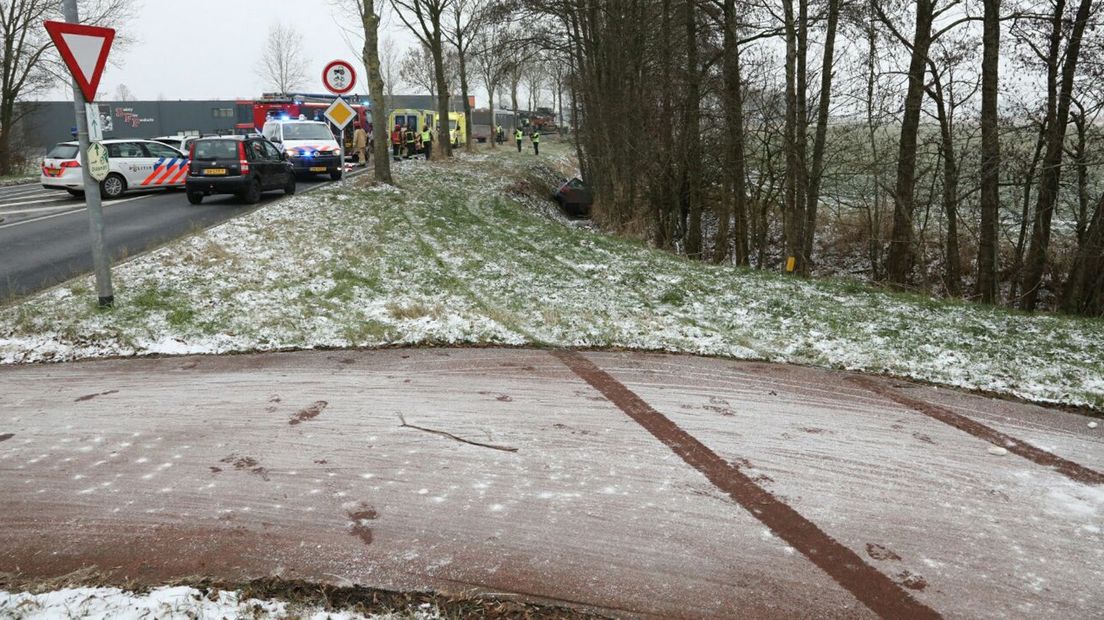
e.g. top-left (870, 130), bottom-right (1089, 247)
top-left (0, 585), bottom-right (439, 619)
top-left (1, 142), bottom-right (1102, 410)
top-left (0, 174), bottom-right (35, 187)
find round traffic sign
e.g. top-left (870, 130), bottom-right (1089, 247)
top-left (87, 142), bottom-right (109, 182)
top-left (322, 60), bottom-right (357, 95)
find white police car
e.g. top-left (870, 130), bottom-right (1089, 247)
top-left (261, 120), bottom-right (343, 180)
top-left (41, 139), bottom-right (189, 199)
top-left (151, 135), bottom-right (200, 155)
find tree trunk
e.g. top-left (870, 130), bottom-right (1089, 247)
top-left (655, 0), bottom-right (676, 250)
top-left (886, 0), bottom-right (935, 287)
top-left (1021, 0), bottom-right (1093, 310)
top-left (717, 0), bottom-right (747, 265)
top-left (683, 0), bottom-right (702, 258)
top-left (1071, 109), bottom-right (1089, 245)
top-left (801, 0), bottom-right (840, 276)
top-left (1008, 126), bottom-right (1045, 301)
top-left (0, 97), bottom-right (15, 177)
top-left (1062, 192), bottom-right (1104, 315)
top-left (361, 1), bottom-right (393, 184)
top-left (430, 25), bottom-right (452, 159)
top-left (932, 84), bottom-right (961, 296)
top-left (458, 49), bottom-right (473, 151)
top-left (791, 0), bottom-right (809, 272)
top-left (975, 0), bottom-right (1001, 303)
top-left (864, 14), bottom-right (883, 280)
top-left (782, 0), bottom-right (799, 272)
top-left (487, 83), bottom-right (496, 149)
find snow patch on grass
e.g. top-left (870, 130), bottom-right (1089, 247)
top-left (1, 142), bottom-right (1101, 410)
top-left (0, 585), bottom-right (440, 619)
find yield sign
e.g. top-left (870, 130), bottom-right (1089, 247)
top-left (44, 21), bottom-right (115, 102)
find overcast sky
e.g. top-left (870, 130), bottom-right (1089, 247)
top-left (47, 1), bottom-right (421, 102)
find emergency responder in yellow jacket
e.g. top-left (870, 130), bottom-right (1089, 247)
top-left (421, 127), bottom-right (433, 160)
top-left (515, 127), bottom-right (524, 153)
top-left (531, 129), bottom-right (540, 156)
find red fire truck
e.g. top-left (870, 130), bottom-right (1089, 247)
top-left (234, 94), bottom-right (372, 150)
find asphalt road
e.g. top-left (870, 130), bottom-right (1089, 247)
top-left (0, 173), bottom-right (357, 302)
top-left (1, 348), bottom-right (1100, 618)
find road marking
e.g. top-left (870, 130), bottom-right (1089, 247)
top-left (552, 350), bottom-right (942, 620)
top-left (0, 186), bottom-right (55, 198)
top-left (0, 195), bottom-right (147, 230)
top-left (0, 197), bottom-right (79, 209)
top-left (0, 204), bottom-right (85, 216)
top-left (0, 192), bottom-right (64, 203)
top-left (850, 377), bottom-right (1104, 485)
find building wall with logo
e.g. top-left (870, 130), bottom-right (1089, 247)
top-left (17, 95), bottom-right (484, 153)
top-left (17, 100), bottom-right (246, 153)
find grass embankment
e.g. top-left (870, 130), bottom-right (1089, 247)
top-left (1, 141), bottom-right (1101, 409)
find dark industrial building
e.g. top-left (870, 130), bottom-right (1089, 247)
top-left (15, 95), bottom-right (523, 154)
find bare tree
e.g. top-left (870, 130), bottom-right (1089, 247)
top-left (399, 45), bottom-right (437, 94)
top-left (924, 36), bottom-right (980, 298)
top-left (1020, 0), bottom-right (1096, 310)
top-left (113, 83), bottom-right (132, 101)
top-left (505, 50), bottom-right (528, 119)
top-left (400, 44), bottom-right (458, 95)
top-left (444, 0), bottom-right (485, 150)
top-left (472, 22), bottom-right (510, 149)
top-left (0, 0), bottom-right (135, 175)
top-left (391, 0), bottom-right (454, 158)
top-left (381, 36), bottom-right (403, 98)
top-left (258, 22), bottom-right (309, 94)
top-left (350, 0), bottom-right (393, 183)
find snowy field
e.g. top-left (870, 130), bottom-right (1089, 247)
top-left (0, 143), bottom-right (1101, 409)
top-left (0, 585), bottom-right (438, 619)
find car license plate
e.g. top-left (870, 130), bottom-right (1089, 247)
top-left (205, 168), bottom-right (227, 176)
top-left (46, 167), bottom-right (60, 175)
top-left (310, 166), bottom-right (327, 172)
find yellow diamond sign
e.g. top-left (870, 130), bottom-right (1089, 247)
top-left (324, 97), bottom-right (356, 130)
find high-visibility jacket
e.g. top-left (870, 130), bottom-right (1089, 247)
top-left (405, 129), bottom-right (415, 144)
top-left (421, 130), bottom-right (432, 143)
top-left (391, 129), bottom-right (401, 145)
top-left (515, 129), bottom-right (523, 141)
top-left (531, 132), bottom-right (540, 143)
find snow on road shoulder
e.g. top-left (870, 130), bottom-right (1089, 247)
top-left (0, 585), bottom-right (440, 619)
top-left (0, 142), bottom-right (1101, 410)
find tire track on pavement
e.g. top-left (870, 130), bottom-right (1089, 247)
top-left (552, 349), bottom-right (941, 620)
top-left (850, 376), bottom-right (1104, 485)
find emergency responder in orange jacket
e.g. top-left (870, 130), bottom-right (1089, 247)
top-left (391, 125), bottom-right (402, 160)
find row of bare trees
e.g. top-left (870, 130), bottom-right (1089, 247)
top-left (0, 0), bottom-right (135, 177)
top-left (494, 0), bottom-right (1102, 316)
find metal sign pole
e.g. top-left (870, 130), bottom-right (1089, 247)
top-left (62, 0), bottom-right (113, 307)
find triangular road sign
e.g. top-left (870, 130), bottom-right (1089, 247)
top-left (44, 21), bottom-right (115, 102)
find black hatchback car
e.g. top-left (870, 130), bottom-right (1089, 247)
top-left (185, 136), bottom-right (295, 205)
top-left (553, 177), bottom-right (593, 218)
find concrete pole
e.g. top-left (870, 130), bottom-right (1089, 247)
top-left (63, 0), bottom-right (113, 307)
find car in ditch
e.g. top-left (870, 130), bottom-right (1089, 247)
top-left (553, 177), bottom-right (593, 218)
